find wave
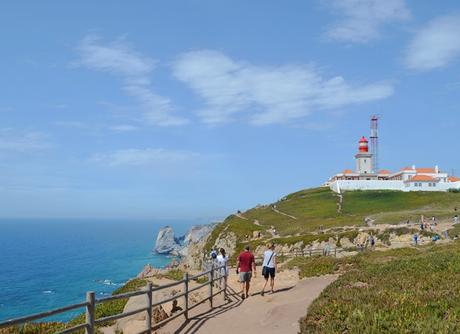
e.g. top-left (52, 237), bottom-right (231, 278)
top-left (42, 290), bottom-right (54, 294)
top-left (96, 279), bottom-right (122, 286)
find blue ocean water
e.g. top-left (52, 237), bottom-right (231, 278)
top-left (0, 219), bottom-right (198, 322)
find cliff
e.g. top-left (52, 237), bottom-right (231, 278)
top-left (154, 224), bottom-right (216, 257)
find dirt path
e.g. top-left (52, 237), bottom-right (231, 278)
top-left (271, 207), bottom-right (297, 220)
top-left (157, 270), bottom-right (337, 334)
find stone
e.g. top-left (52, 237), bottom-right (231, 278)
top-left (154, 226), bottom-right (180, 254)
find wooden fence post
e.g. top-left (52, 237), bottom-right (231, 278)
top-left (223, 268), bottom-right (228, 302)
top-left (208, 264), bottom-right (214, 308)
top-left (145, 283), bottom-right (152, 333)
top-left (85, 292), bottom-right (95, 334)
top-left (334, 248), bottom-right (337, 257)
top-left (309, 249), bottom-right (312, 257)
top-left (184, 273), bottom-right (189, 320)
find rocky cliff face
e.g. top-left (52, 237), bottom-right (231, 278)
top-left (154, 226), bottom-right (181, 254)
top-left (154, 224), bottom-right (216, 257)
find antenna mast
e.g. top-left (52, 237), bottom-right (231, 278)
top-left (370, 115), bottom-right (379, 173)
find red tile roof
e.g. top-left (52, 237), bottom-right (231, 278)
top-left (342, 169), bottom-right (354, 175)
top-left (448, 176), bottom-right (460, 182)
top-left (416, 168), bottom-right (437, 173)
top-left (378, 170), bottom-right (391, 175)
top-left (410, 175), bottom-right (435, 182)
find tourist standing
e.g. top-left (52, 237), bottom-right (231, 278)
top-left (236, 245), bottom-right (256, 300)
top-left (261, 243), bottom-right (277, 296)
top-left (413, 234), bottom-right (418, 246)
top-left (369, 235), bottom-right (376, 250)
top-left (216, 248), bottom-right (228, 287)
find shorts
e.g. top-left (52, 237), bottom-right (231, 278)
top-left (263, 267), bottom-right (275, 279)
top-left (239, 271), bottom-right (252, 282)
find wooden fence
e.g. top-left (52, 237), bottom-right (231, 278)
top-left (0, 246), bottom-right (343, 334)
top-left (0, 264), bottom-right (227, 334)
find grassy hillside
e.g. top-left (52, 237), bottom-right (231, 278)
top-left (217, 187), bottom-right (460, 238)
top-left (299, 242), bottom-right (460, 333)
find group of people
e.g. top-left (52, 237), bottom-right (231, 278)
top-left (209, 243), bottom-right (277, 300)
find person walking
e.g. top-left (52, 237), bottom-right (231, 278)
top-left (216, 248), bottom-right (228, 290)
top-left (236, 245), bottom-right (256, 300)
top-left (261, 243), bottom-right (277, 296)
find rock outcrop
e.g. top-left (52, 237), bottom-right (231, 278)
top-left (154, 226), bottom-right (181, 254)
top-left (154, 224), bottom-right (216, 257)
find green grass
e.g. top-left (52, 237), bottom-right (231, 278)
top-left (448, 224), bottom-right (460, 238)
top-left (161, 269), bottom-right (185, 281)
top-left (68, 278), bottom-right (148, 328)
top-left (300, 243), bottom-right (460, 333)
top-left (205, 187), bottom-right (459, 255)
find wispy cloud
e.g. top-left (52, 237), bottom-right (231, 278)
top-left (323, 0), bottom-right (410, 43)
top-left (172, 50), bottom-right (393, 125)
top-left (405, 15), bottom-right (460, 71)
top-left (0, 129), bottom-right (51, 152)
top-left (75, 35), bottom-right (188, 126)
top-left (90, 148), bottom-right (199, 166)
top-left (109, 124), bottom-right (139, 132)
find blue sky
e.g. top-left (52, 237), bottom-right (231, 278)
top-left (1, 0), bottom-right (460, 220)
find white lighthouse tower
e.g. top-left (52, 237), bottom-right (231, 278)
top-left (355, 136), bottom-right (373, 174)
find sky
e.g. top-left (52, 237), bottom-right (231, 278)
top-left (1, 0), bottom-right (460, 220)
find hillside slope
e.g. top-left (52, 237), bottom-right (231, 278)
top-left (205, 187), bottom-right (460, 254)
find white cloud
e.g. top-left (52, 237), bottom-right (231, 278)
top-left (0, 129), bottom-right (51, 152)
top-left (324, 0), bottom-right (410, 43)
top-left (90, 148), bottom-right (199, 166)
top-left (76, 36), bottom-right (188, 126)
top-left (172, 50), bottom-right (393, 125)
top-left (109, 124), bottom-right (139, 132)
top-left (405, 15), bottom-right (460, 71)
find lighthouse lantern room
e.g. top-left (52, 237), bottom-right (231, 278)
top-left (355, 136), bottom-right (373, 175)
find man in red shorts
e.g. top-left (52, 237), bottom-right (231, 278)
top-left (236, 245), bottom-right (256, 299)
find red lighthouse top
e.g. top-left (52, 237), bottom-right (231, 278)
top-left (358, 136), bottom-right (369, 153)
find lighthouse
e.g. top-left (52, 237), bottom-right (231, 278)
top-left (355, 136), bottom-right (373, 174)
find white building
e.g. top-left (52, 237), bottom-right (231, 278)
top-left (328, 136), bottom-right (460, 193)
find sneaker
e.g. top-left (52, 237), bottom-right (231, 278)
top-left (241, 293), bottom-right (245, 300)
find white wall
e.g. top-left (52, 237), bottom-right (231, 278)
top-left (330, 180), bottom-right (404, 193)
top-left (330, 180), bottom-right (460, 193)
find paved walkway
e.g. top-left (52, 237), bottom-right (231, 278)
top-left (157, 271), bottom-right (337, 334)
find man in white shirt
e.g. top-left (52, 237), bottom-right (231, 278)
top-left (261, 243), bottom-right (277, 296)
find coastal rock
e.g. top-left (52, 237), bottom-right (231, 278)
top-left (213, 232), bottom-right (237, 259)
top-left (179, 224), bottom-right (216, 257)
top-left (154, 224), bottom-right (216, 258)
top-left (154, 226), bottom-right (181, 254)
top-left (184, 224), bottom-right (215, 246)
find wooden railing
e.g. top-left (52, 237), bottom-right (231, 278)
top-left (0, 264), bottom-right (227, 334)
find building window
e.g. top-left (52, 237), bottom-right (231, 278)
top-left (433, 183), bottom-right (436, 187)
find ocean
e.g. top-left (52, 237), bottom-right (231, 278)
top-left (0, 219), bottom-right (199, 322)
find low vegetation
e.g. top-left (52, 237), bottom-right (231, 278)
top-left (206, 188), bottom-right (460, 253)
top-left (298, 243), bottom-right (460, 333)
